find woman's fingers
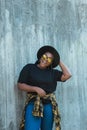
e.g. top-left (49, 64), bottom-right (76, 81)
top-left (34, 87), bottom-right (46, 97)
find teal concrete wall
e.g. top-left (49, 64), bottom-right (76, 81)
top-left (0, 0), bottom-right (87, 130)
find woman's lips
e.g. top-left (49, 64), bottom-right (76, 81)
top-left (40, 59), bottom-right (47, 65)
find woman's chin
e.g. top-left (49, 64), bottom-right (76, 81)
top-left (40, 64), bottom-right (47, 68)
top-left (39, 63), bottom-right (47, 68)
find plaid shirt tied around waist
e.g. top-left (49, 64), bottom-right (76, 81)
top-left (19, 93), bottom-right (61, 130)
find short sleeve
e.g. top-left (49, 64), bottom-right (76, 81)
top-left (54, 69), bottom-right (63, 81)
top-left (17, 64), bottom-right (30, 83)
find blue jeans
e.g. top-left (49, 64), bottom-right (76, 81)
top-left (24, 102), bottom-right (53, 130)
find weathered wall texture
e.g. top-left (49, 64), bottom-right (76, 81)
top-left (0, 0), bottom-right (87, 130)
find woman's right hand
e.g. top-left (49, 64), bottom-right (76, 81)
top-left (33, 87), bottom-right (46, 97)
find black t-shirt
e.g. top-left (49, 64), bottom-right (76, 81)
top-left (18, 63), bottom-right (63, 93)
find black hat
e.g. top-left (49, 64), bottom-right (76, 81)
top-left (37, 45), bottom-right (60, 68)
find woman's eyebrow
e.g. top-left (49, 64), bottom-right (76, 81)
top-left (44, 54), bottom-right (53, 58)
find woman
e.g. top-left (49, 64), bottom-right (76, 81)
top-left (17, 45), bottom-right (72, 130)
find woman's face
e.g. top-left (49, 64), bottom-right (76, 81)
top-left (39, 52), bottom-right (54, 68)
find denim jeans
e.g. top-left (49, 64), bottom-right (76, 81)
top-left (24, 102), bottom-right (53, 130)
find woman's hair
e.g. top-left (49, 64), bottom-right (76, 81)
top-left (35, 60), bottom-right (40, 65)
top-left (35, 60), bottom-right (53, 69)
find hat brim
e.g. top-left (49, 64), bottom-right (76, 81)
top-left (37, 45), bottom-right (60, 68)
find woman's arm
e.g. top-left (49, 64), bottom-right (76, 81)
top-left (17, 83), bottom-right (46, 97)
top-left (59, 60), bottom-right (72, 81)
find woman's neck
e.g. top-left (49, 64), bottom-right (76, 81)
top-left (37, 64), bottom-right (47, 69)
